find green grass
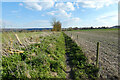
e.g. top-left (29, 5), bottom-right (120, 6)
top-left (2, 31), bottom-right (99, 79)
top-left (63, 32), bottom-right (99, 80)
top-left (2, 32), bottom-right (42, 43)
top-left (71, 28), bottom-right (118, 32)
top-left (2, 32), bottom-right (67, 79)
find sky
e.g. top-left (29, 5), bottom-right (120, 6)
top-left (1, 0), bottom-right (119, 28)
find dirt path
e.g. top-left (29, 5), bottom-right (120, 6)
top-left (64, 41), bottom-right (73, 80)
top-left (65, 53), bottom-right (72, 80)
top-left (63, 33), bottom-right (73, 80)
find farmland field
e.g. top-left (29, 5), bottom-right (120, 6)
top-left (1, 31), bottom-right (98, 79)
top-left (2, 32), bottom-right (67, 79)
top-left (64, 29), bottom-right (118, 79)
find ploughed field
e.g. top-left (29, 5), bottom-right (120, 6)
top-left (64, 29), bottom-right (118, 78)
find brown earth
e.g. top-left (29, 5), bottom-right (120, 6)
top-left (65, 29), bottom-right (119, 79)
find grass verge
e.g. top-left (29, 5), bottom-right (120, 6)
top-left (2, 32), bottom-right (99, 80)
top-left (2, 32), bottom-right (67, 79)
top-left (63, 32), bottom-right (99, 80)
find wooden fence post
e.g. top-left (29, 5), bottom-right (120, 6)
top-left (77, 35), bottom-right (78, 39)
top-left (96, 42), bottom-right (100, 67)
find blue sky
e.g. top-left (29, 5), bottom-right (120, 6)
top-left (1, 0), bottom-right (118, 28)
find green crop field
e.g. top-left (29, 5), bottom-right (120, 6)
top-left (72, 28), bottom-right (118, 31)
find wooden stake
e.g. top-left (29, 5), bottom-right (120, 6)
top-left (96, 42), bottom-right (100, 67)
top-left (77, 35), bottom-right (78, 39)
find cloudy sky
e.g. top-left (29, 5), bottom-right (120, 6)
top-left (1, 0), bottom-right (118, 28)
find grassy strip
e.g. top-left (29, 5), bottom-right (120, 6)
top-left (2, 32), bottom-right (67, 79)
top-left (71, 28), bottom-right (118, 31)
top-left (2, 32), bottom-right (42, 43)
top-left (63, 32), bottom-right (99, 80)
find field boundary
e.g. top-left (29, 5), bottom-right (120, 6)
top-left (63, 32), bottom-right (99, 80)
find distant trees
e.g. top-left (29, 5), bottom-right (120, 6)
top-left (73, 27), bottom-right (78, 30)
top-left (67, 27), bottom-right (73, 31)
top-left (51, 18), bottom-right (61, 31)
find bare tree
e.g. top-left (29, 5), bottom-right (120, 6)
top-left (51, 18), bottom-right (61, 31)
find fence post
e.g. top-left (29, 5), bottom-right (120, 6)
top-left (96, 42), bottom-right (100, 67)
top-left (77, 35), bottom-right (78, 39)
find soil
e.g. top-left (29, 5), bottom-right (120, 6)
top-left (65, 30), bottom-right (119, 79)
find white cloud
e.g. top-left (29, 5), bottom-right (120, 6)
top-left (41, 14), bottom-right (45, 16)
top-left (22, 0), bottom-right (118, 10)
top-left (76, 0), bottom-right (118, 9)
top-left (81, 9), bottom-right (85, 12)
top-left (96, 11), bottom-right (118, 26)
top-left (0, 20), bottom-right (2, 28)
top-left (47, 2), bottom-right (75, 20)
top-left (55, 2), bottom-right (75, 11)
top-left (1, 20), bottom-right (51, 28)
top-left (23, 20), bottom-right (51, 28)
top-left (1, 20), bottom-right (20, 28)
top-left (63, 17), bottom-right (81, 23)
top-left (24, 2), bottom-right (42, 10)
top-left (96, 15), bottom-right (117, 21)
top-left (47, 9), bottom-right (72, 18)
top-left (11, 10), bottom-right (19, 13)
top-left (62, 17), bottom-right (81, 28)
top-left (23, 0), bottom-right (54, 11)
top-left (56, 10), bottom-right (72, 18)
top-left (47, 11), bottom-right (55, 15)
top-left (19, 3), bottom-right (23, 6)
